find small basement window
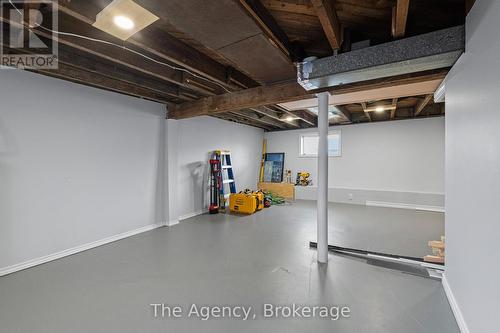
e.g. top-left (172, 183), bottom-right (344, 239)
top-left (299, 131), bottom-right (341, 157)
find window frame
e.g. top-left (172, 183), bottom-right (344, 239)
top-left (299, 130), bottom-right (342, 158)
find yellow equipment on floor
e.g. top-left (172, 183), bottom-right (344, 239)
top-left (296, 172), bottom-right (312, 186)
top-left (253, 191), bottom-right (264, 211)
top-left (229, 190), bottom-right (264, 214)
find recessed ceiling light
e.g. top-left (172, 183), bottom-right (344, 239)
top-left (113, 15), bottom-right (135, 30)
top-left (93, 0), bottom-right (159, 41)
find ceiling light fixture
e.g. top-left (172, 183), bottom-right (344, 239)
top-left (93, 0), bottom-right (159, 41)
top-left (113, 15), bottom-right (135, 30)
top-left (286, 116), bottom-right (294, 122)
top-left (375, 106), bottom-right (385, 113)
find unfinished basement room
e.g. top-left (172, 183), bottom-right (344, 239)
top-left (0, 0), bottom-right (496, 332)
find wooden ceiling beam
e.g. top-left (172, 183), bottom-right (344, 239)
top-left (392, 0), bottom-right (410, 39)
top-left (169, 81), bottom-right (311, 119)
top-left (52, 0), bottom-right (257, 90)
top-left (310, 0), bottom-right (342, 50)
top-left (169, 70), bottom-right (448, 119)
top-left (415, 94), bottom-right (434, 116)
top-left (238, 0), bottom-right (295, 61)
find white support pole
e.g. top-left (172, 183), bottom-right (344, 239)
top-left (317, 92), bottom-right (329, 263)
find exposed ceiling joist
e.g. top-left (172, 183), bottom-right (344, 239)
top-left (392, 0), bottom-right (410, 39)
top-left (288, 110), bottom-right (317, 126)
top-left (310, 0), bottom-right (342, 50)
top-left (169, 70), bottom-right (447, 119)
top-left (3, 13), bottom-right (218, 96)
top-left (251, 107), bottom-right (301, 128)
top-left (415, 94), bottom-right (434, 116)
top-left (391, 98), bottom-right (398, 119)
top-left (361, 103), bottom-right (372, 121)
top-left (334, 105), bottom-right (352, 122)
top-left (221, 112), bottom-right (273, 131)
top-left (238, 0), bottom-right (295, 61)
top-left (232, 110), bottom-right (289, 129)
top-left (34, 63), bottom-right (173, 104)
top-left (54, 47), bottom-right (191, 101)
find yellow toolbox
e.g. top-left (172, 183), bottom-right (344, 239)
top-left (253, 191), bottom-right (264, 211)
top-left (229, 192), bottom-right (257, 214)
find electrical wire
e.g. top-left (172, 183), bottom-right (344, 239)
top-left (7, 0), bottom-right (232, 93)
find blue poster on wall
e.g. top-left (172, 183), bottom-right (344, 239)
top-left (263, 153), bottom-right (285, 183)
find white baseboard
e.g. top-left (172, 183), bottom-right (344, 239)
top-left (442, 274), bottom-right (470, 333)
top-left (0, 222), bottom-right (165, 277)
top-left (178, 209), bottom-right (208, 221)
top-left (365, 200), bottom-right (445, 213)
top-left (167, 219), bottom-right (179, 227)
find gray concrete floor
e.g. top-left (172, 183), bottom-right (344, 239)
top-left (0, 201), bottom-right (456, 333)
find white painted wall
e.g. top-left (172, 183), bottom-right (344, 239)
top-left (167, 116), bottom-right (264, 221)
top-left (0, 69), bottom-right (166, 271)
top-left (445, 0), bottom-right (500, 331)
top-left (265, 117), bottom-right (445, 205)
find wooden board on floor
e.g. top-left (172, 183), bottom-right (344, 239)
top-left (258, 182), bottom-right (295, 200)
top-left (424, 255), bottom-right (445, 264)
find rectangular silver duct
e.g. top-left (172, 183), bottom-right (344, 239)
top-left (298, 26), bottom-right (465, 90)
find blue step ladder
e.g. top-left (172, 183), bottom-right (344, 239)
top-left (216, 150), bottom-right (236, 209)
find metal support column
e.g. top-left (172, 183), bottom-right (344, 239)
top-left (317, 92), bottom-right (329, 263)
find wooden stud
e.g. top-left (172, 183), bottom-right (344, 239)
top-left (424, 255), bottom-right (445, 264)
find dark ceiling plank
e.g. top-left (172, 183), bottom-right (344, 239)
top-left (415, 94), bottom-right (433, 116)
top-left (34, 63), bottom-right (173, 103)
top-left (238, 0), bottom-right (295, 61)
top-left (53, 0), bottom-right (257, 90)
top-left (168, 69), bottom-right (449, 119)
top-left (310, 0), bottom-right (342, 50)
top-left (392, 0), bottom-right (410, 39)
